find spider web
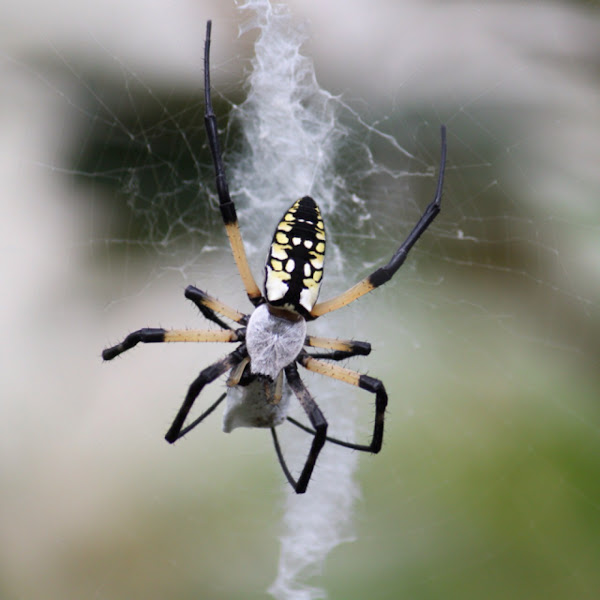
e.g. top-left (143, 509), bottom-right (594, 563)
top-left (1, 0), bottom-right (599, 599)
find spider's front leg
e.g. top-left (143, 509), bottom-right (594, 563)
top-left (291, 352), bottom-right (388, 453)
top-left (271, 363), bottom-right (328, 494)
top-left (165, 344), bottom-right (248, 443)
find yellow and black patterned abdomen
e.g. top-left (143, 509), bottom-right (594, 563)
top-left (264, 196), bottom-right (326, 318)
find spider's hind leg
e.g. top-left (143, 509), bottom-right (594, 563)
top-left (203, 21), bottom-right (262, 307)
top-left (309, 125), bottom-right (447, 319)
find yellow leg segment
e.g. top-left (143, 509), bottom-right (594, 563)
top-left (305, 335), bottom-right (365, 352)
top-left (195, 288), bottom-right (247, 323)
top-left (299, 355), bottom-right (361, 387)
top-left (225, 222), bottom-right (262, 304)
top-left (310, 279), bottom-right (374, 318)
top-left (164, 330), bottom-right (239, 343)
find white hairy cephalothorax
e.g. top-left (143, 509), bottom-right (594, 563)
top-left (222, 303), bottom-right (305, 431)
top-left (245, 303), bottom-right (307, 380)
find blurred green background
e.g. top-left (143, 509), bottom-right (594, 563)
top-left (1, 0), bottom-right (599, 598)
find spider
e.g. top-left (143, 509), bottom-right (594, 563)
top-left (102, 20), bottom-right (447, 494)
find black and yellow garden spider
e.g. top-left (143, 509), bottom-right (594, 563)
top-left (103, 20), bottom-right (447, 494)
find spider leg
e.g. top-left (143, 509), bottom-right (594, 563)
top-left (175, 392), bottom-right (227, 439)
top-left (304, 335), bottom-right (371, 360)
top-left (102, 328), bottom-right (239, 361)
top-left (306, 350), bottom-right (366, 361)
top-left (185, 285), bottom-right (248, 328)
top-left (296, 352), bottom-right (387, 453)
top-left (271, 362), bottom-right (328, 494)
top-left (226, 356), bottom-right (250, 387)
top-left (204, 21), bottom-right (262, 307)
top-left (165, 344), bottom-right (248, 443)
top-left (309, 125), bottom-right (447, 319)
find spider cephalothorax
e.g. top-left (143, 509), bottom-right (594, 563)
top-left (102, 20), bottom-right (447, 493)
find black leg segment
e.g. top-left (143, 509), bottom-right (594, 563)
top-left (165, 344), bottom-right (248, 443)
top-left (203, 21), bottom-right (262, 305)
top-left (292, 354), bottom-right (388, 454)
top-left (271, 363), bottom-right (328, 494)
top-left (185, 285), bottom-right (248, 329)
top-left (310, 125), bottom-right (447, 319)
top-left (102, 328), bottom-right (166, 360)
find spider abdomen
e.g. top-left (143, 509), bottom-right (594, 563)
top-left (264, 196), bottom-right (325, 317)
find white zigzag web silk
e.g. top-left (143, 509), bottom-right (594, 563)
top-left (231, 2), bottom-right (360, 599)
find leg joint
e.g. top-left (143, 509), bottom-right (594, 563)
top-left (353, 341), bottom-right (372, 356)
top-left (368, 267), bottom-right (393, 288)
top-left (219, 198), bottom-right (237, 224)
top-left (358, 373), bottom-right (385, 394)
